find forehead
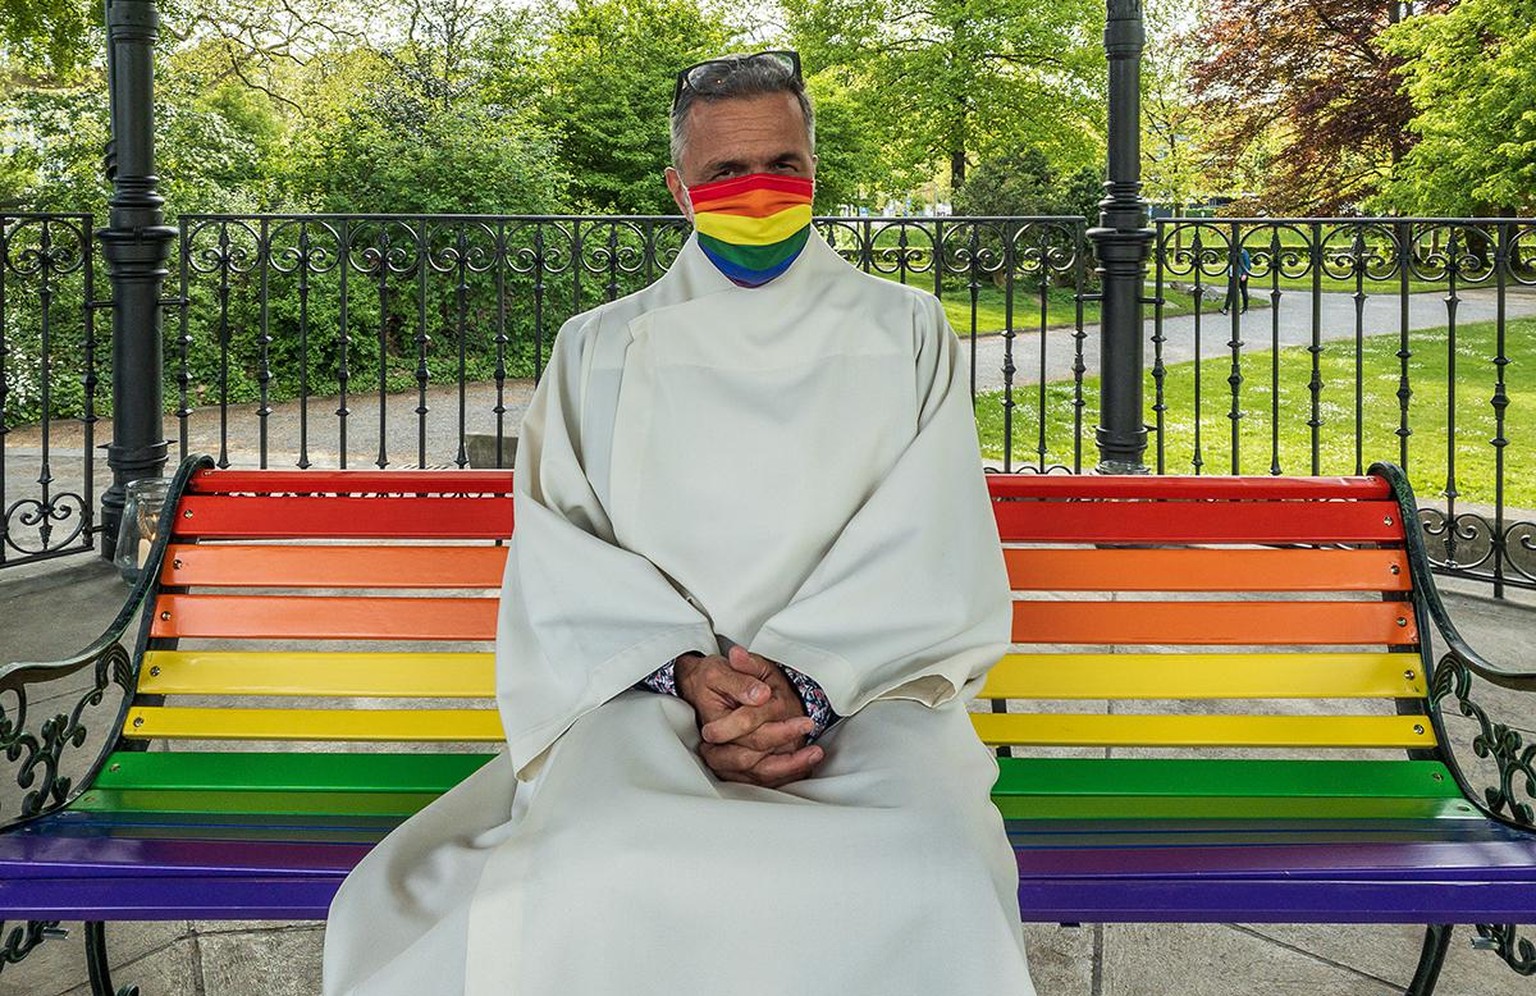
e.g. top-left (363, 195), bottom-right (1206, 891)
top-left (681, 93), bottom-right (811, 163)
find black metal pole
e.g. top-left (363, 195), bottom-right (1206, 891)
top-left (1088, 0), bottom-right (1152, 473)
top-left (98, 0), bottom-right (174, 556)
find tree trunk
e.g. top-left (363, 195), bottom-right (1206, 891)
top-left (951, 147), bottom-right (967, 189)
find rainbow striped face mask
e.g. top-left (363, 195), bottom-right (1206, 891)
top-left (686, 173), bottom-right (814, 288)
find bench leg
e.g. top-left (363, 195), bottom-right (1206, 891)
top-left (85, 921), bottom-right (139, 996)
top-left (1405, 924), bottom-right (1452, 996)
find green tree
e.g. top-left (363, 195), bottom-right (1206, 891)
top-left (953, 146), bottom-right (1098, 218)
top-left (527, 0), bottom-right (734, 214)
top-left (0, 0), bottom-right (97, 75)
top-left (284, 45), bottom-right (569, 214)
top-left (1139, 0), bottom-right (1215, 215)
top-left (0, 83), bottom-right (108, 211)
top-left (1376, 0), bottom-right (1536, 216)
top-left (784, 0), bottom-right (1105, 189)
top-left (800, 66), bottom-right (910, 213)
top-left (1186, 0), bottom-right (1452, 215)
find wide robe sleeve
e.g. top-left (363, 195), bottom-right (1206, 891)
top-left (495, 313), bottom-right (719, 778)
top-left (748, 295), bottom-right (1013, 717)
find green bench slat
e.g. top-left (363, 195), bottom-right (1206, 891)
top-left (992, 794), bottom-right (1479, 821)
top-left (992, 758), bottom-right (1463, 799)
top-left (73, 788), bottom-right (445, 819)
top-left (96, 751), bottom-right (495, 795)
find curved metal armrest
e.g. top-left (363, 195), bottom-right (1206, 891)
top-left (1370, 463), bottom-right (1536, 833)
top-left (1370, 463), bottom-right (1536, 689)
top-left (0, 455), bottom-right (212, 831)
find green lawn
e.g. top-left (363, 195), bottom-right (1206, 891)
top-left (872, 271), bottom-right (1210, 335)
top-left (974, 317), bottom-right (1535, 508)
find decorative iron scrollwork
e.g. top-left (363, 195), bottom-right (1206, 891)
top-left (0, 455), bottom-right (210, 835)
top-left (1428, 650), bottom-right (1536, 828)
top-left (1, 642), bottom-right (136, 823)
top-left (1473, 923), bottom-right (1536, 976)
top-left (0, 920), bottom-right (66, 975)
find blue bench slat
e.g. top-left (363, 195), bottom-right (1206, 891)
top-left (1017, 877), bottom-right (1536, 924)
top-left (0, 875), bottom-right (345, 920)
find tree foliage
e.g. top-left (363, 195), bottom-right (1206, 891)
top-left (0, 0), bottom-right (97, 75)
top-left (1376, 0), bottom-right (1536, 216)
top-left (1139, 0), bottom-right (1218, 213)
top-left (1186, 0), bottom-right (1453, 215)
top-left (783, 0), bottom-right (1105, 190)
top-left (952, 147), bottom-right (1098, 219)
top-left (528, 0), bottom-right (734, 214)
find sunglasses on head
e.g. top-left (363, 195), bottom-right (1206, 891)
top-left (672, 50), bottom-right (803, 110)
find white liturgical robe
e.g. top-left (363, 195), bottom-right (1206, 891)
top-left (321, 231), bottom-right (1035, 996)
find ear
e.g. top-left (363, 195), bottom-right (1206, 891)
top-left (665, 167), bottom-right (692, 221)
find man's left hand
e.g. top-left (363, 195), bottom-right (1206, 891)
top-left (697, 646), bottom-right (825, 788)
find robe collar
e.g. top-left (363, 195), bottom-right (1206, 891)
top-left (658, 226), bottom-right (846, 305)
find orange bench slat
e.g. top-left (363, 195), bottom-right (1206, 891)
top-left (1010, 599), bottom-right (1418, 646)
top-left (149, 594), bottom-right (499, 640)
top-left (1004, 548), bottom-right (1412, 592)
top-left (161, 544), bottom-right (509, 588)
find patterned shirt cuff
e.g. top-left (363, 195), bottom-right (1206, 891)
top-left (637, 658), bottom-right (682, 697)
top-left (779, 663), bottom-right (840, 742)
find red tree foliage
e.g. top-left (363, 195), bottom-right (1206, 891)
top-left (1187, 0), bottom-right (1454, 215)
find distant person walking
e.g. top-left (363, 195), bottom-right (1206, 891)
top-left (1221, 246), bottom-right (1252, 315)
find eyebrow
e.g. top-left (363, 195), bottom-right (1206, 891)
top-left (702, 150), bottom-right (809, 174)
top-left (704, 158), bottom-right (749, 175)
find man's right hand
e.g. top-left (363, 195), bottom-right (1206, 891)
top-left (674, 651), bottom-right (824, 787)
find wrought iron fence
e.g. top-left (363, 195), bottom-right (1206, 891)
top-left (166, 214), bottom-right (1089, 472)
top-left (1151, 218), bottom-right (1536, 595)
top-left (2, 212), bottom-right (1534, 593)
top-left (0, 213), bottom-right (98, 569)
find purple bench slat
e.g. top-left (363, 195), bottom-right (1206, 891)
top-left (1013, 839), bottom-right (1536, 880)
top-left (0, 833), bottom-right (371, 879)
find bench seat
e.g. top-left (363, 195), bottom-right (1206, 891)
top-left (5, 762), bottom-right (1536, 923)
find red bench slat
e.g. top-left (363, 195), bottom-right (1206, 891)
top-left (186, 469), bottom-right (514, 495)
top-left (992, 499), bottom-right (1405, 544)
top-left (170, 496), bottom-right (514, 539)
top-left (985, 475), bottom-right (1392, 500)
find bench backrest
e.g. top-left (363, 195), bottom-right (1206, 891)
top-left (977, 473), bottom-right (1433, 754)
top-left (107, 467), bottom-right (1438, 819)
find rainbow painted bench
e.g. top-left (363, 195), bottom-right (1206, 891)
top-left (1, 455), bottom-right (1534, 995)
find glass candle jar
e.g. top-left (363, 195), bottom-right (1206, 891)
top-left (113, 477), bottom-right (171, 584)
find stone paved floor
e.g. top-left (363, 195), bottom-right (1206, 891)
top-left (2, 553), bottom-right (1534, 994)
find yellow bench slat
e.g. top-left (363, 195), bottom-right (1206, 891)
top-left (139, 651), bottom-right (495, 697)
top-left (969, 712), bottom-right (1437, 748)
top-left (123, 706), bottom-right (504, 742)
top-left (979, 653), bottom-right (1426, 700)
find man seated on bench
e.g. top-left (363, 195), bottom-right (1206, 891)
top-left (322, 49), bottom-right (1036, 996)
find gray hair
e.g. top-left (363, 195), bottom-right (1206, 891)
top-left (669, 56), bottom-right (816, 170)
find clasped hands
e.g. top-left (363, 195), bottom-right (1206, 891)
top-left (674, 646), bottom-right (825, 788)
